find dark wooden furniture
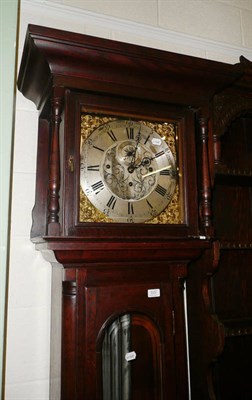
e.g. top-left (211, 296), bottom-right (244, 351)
top-left (17, 25), bottom-right (252, 399)
top-left (210, 75), bottom-right (252, 400)
top-left (187, 59), bottom-right (252, 399)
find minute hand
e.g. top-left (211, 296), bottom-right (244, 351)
top-left (142, 165), bottom-right (172, 178)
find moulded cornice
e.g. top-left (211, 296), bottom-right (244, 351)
top-left (17, 24), bottom-right (243, 111)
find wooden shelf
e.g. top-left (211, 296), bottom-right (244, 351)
top-left (219, 242), bottom-right (252, 250)
top-left (214, 167), bottom-right (252, 186)
top-left (223, 318), bottom-right (252, 338)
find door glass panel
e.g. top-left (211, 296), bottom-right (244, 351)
top-left (102, 313), bottom-right (163, 400)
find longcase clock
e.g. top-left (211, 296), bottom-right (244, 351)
top-left (18, 25), bottom-right (244, 399)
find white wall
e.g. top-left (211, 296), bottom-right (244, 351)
top-left (0, 2), bottom-right (19, 400)
top-left (5, 0), bottom-right (252, 399)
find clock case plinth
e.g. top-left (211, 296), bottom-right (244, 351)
top-left (18, 25), bottom-right (248, 400)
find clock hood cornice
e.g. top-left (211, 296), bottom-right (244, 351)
top-left (18, 24), bottom-right (243, 111)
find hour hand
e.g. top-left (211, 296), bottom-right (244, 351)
top-left (129, 128), bottom-right (142, 166)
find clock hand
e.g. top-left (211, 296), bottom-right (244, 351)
top-left (130, 126), bottom-right (142, 166)
top-left (135, 151), bottom-right (166, 170)
top-left (134, 156), bottom-right (152, 169)
top-left (142, 165), bottom-right (172, 178)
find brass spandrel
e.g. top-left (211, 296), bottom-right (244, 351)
top-left (79, 186), bottom-right (114, 223)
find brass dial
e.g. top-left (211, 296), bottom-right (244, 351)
top-left (80, 118), bottom-right (177, 223)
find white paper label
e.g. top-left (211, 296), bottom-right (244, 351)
top-left (125, 351), bottom-right (137, 362)
top-left (151, 138), bottom-right (162, 146)
top-left (148, 288), bottom-right (161, 298)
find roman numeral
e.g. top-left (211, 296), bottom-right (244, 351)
top-left (107, 130), bottom-right (117, 142)
top-left (155, 150), bottom-right (165, 158)
top-left (144, 135), bottom-right (150, 145)
top-left (107, 195), bottom-right (117, 210)
top-left (160, 169), bottom-right (176, 176)
top-left (146, 199), bottom-right (153, 209)
top-left (128, 202), bottom-right (134, 215)
top-left (91, 180), bottom-right (105, 194)
top-left (160, 169), bottom-right (171, 175)
top-left (87, 165), bottom-right (100, 172)
top-left (126, 127), bottom-right (134, 140)
top-left (155, 184), bottom-right (167, 197)
top-left (93, 145), bottom-right (104, 152)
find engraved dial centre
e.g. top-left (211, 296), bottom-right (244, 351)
top-left (102, 140), bottom-right (158, 201)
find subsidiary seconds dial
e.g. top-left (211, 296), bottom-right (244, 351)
top-left (80, 119), bottom-right (177, 223)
